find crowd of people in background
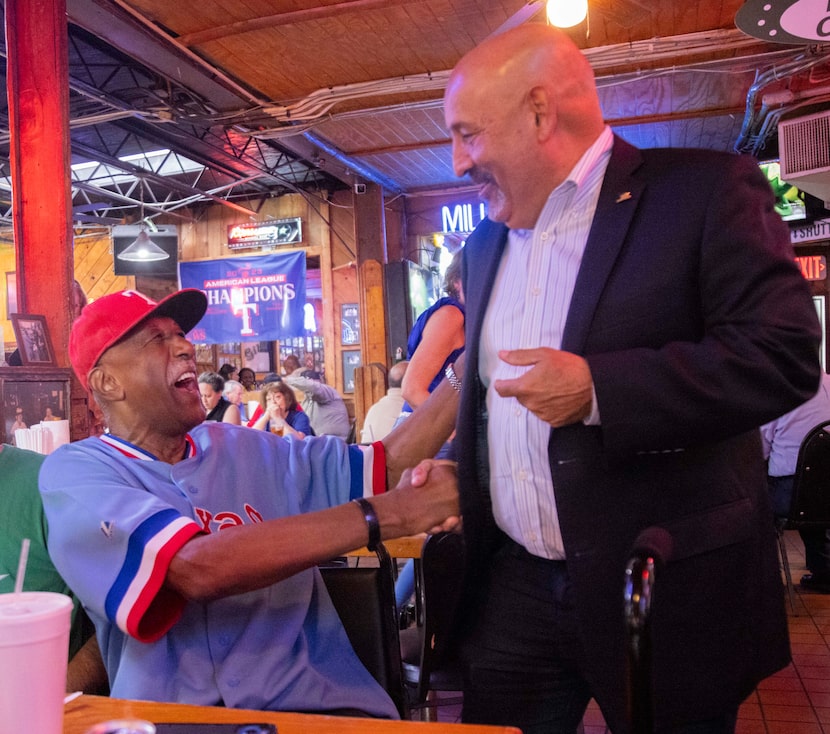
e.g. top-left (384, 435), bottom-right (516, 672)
top-left (197, 351), bottom-right (355, 440)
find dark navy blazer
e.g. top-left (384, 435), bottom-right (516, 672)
top-left (455, 136), bottom-right (821, 731)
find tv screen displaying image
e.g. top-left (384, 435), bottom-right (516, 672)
top-left (759, 160), bottom-right (827, 226)
top-left (406, 261), bottom-right (439, 325)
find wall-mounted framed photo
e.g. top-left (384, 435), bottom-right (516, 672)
top-left (0, 367), bottom-right (71, 444)
top-left (242, 341), bottom-right (272, 372)
top-left (10, 314), bottom-right (56, 366)
top-left (341, 303), bottom-right (360, 346)
top-left (341, 350), bottom-right (362, 394)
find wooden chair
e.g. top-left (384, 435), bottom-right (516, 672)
top-left (399, 531), bottom-right (465, 720)
top-left (776, 419), bottom-right (830, 612)
top-left (319, 543), bottom-right (407, 717)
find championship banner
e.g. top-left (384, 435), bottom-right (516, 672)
top-left (179, 251), bottom-right (307, 344)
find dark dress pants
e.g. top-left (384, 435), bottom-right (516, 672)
top-left (459, 538), bottom-right (738, 734)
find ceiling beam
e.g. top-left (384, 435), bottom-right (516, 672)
top-left (67, 0), bottom-right (256, 110)
top-left (71, 140), bottom-right (260, 217)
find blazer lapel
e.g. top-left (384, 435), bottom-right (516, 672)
top-left (562, 137), bottom-right (645, 354)
top-left (463, 217), bottom-right (509, 369)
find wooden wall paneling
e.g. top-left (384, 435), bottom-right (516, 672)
top-left (356, 260), bottom-right (386, 428)
top-left (177, 194), bottom-right (327, 263)
top-left (317, 198), bottom-right (338, 393)
top-left (353, 362), bottom-right (387, 440)
top-left (331, 263), bottom-right (358, 400)
top-left (384, 195), bottom-right (405, 263)
top-left (73, 232), bottom-right (134, 300)
top-left (359, 259), bottom-right (387, 365)
top-left (330, 189), bottom-right (357, 268)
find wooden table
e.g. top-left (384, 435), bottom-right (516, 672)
top-left (64, 695), bottom-right (521, 734)
top-left (345, 533), bottom-right (426, 559)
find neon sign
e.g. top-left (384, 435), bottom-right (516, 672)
top-left (796, 255), bottom-right (827, 281)
top-left (441, 202), bottom-right (486, 233)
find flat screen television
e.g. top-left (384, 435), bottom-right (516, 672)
top-left (759, 160), bottom-right (828, 226)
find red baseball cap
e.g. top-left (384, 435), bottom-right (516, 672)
top-left (69, 289), bottom-right (207, 391)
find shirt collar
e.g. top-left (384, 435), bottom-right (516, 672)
top-left (99, 432), bottom-right (197, 461)
top-left (511, 126), bottom-right (614, 238)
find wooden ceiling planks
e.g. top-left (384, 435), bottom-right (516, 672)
top-left (120, 0), bottom-right (529, 103)
top-left (72, 0), bottom-right (830, 194)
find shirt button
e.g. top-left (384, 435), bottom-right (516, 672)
top-left (541, 232), bottom-right (549, 240)
top-left (531, 286), bottom-right (540, 296)
top-left (514, 408), bottom-right (521, 417)
top-left (518, 469), bottom-right (527, 481)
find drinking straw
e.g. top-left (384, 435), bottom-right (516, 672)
top-left (14, 538), bottom-right (30, 594)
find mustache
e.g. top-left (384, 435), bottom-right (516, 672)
top-left (467, 167), bottom-right (493, 186)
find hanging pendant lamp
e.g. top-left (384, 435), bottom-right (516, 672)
top-left (117, 226), bottom-right (170, 262)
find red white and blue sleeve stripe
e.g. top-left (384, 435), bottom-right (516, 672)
top-left (349, 440), bottom-right (387, 498)
top-left (104, 508), bottom-right (202, 643)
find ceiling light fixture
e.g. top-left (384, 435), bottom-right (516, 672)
top-left (116, 225), bottom-right (170, 262)
top-left (117, 179), bottom-right (169, 262)
top-left (546, 0), bottom-right (588, 28)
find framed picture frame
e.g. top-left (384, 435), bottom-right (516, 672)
top-left (10, 314), bottom-right (56, 366)
top-left (341, 304), bottom-right (360, 346)
top-left (0, 367), bottom-right (71, 444)
top-left (242, 341), bottom-right (272, 372)
top-left (341, 349), bottom-right (362, 394)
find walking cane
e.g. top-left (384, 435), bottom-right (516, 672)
top-left (624, 527), bottom-right (673, 734)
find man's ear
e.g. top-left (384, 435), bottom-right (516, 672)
top-left (87, 366), bottom-right (125, 402)
top-left (528, 86), bottom-right (555, 139)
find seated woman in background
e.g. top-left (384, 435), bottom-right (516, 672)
top-left (198, 371), bottom-right (241, 425)
top-left (251, 380), bottom-right (314, 439)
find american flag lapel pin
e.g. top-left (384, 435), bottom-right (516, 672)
top-left (615, 191), bottom-right (632, 203)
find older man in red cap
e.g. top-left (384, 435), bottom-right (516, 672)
top-left (39, 288), bottom-right (459, 717)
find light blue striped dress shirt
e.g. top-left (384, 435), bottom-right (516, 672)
top-left (479, 126), bottom-right (614, 560)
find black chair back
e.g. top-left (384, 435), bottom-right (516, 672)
top-left (319, 543), bottom-right (406, 717)
top-left (788, 419), bottom-right (830, 527)
top-left (400, 531), bottom-right (465, 710)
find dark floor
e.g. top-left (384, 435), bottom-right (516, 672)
top-left (423, 531), bottom-right (830, 733)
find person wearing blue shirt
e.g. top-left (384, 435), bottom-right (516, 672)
top-left (40, 288), bottom-right (460, 716)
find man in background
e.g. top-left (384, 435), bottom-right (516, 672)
top-left (361, 361), bottom-right (408, 443)
top-left (284, 365), bottom-right (352, 440)
top-left (763, 371), bottom-right (830, 592)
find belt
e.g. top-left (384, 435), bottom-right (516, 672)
top-left (500, 536), bottom-right (568, 569)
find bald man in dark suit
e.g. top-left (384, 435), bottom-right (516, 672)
top-left (441, 23), bottom-right (821, 734)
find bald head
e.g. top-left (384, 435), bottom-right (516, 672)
top-left (388, 360), bottom-right (408, 389)
top-left (444, 24), bottom-right (606, 228)
top-left (450, 24), bottom-right (598, 102)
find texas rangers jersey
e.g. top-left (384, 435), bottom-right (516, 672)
top-left (39, 422), bottom-right (396, 717)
